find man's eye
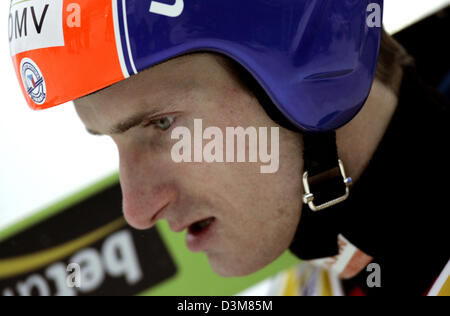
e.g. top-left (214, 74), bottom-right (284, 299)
top-left (152, 117), bottom-right (174, 131)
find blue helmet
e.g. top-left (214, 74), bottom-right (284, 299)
top-left (10, 0), bottom-right (383, 132)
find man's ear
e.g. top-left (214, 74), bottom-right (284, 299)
top-left (376, 27), bottom-right (414, 96)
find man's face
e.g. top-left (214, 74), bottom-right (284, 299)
top-left (74, 53), bottom-right (303, 277)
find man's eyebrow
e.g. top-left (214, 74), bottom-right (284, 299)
top-left (86, 110), bottom-right (161, 136)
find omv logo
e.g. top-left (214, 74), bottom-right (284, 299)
top-left (150, 0), bottom-right (184, 18)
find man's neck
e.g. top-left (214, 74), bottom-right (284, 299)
top-left (301, 69), bottom-right (405, 279)
top-left (336, 68), bottom-right (404, 183)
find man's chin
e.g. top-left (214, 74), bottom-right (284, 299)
top-left (206, 253), bottom-right (267, 278)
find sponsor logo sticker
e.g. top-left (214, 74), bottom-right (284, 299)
top-left (9, 0), bottom-right (64, 56)
top-left (20, 57), bottom-right (46, 105)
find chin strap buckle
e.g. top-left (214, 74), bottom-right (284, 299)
top-left (302, 159), bottom-right (352, 212)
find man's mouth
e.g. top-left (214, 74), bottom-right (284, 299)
top-left (186, 217), bottom-right (216, 252)
top-left (188, 217), bottom-right (214, 235)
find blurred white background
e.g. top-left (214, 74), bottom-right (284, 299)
top-left (1, 0), bottom-right (449, 231)
top-left (0, 1), bottom-right (119, 229)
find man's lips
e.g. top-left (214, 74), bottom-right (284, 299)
top-left (168, 216), bottom-right (218, 252)
top-left (170, 222), bottom-right (189, 233)
top-left (150, 202), bottom-right (216, 239)
top-left (169, 216), bottom-right (215, 233)
top-left (186, 217), bottom-right (217, 252)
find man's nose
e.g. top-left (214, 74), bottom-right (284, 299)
top-left (118, 149), bottom-right (177, 230)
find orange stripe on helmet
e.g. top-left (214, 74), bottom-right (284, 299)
top-left (10, 0), bottom-right (125, 110)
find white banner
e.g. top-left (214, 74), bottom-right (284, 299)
top-left (9, 0), bottom-right (64, 56)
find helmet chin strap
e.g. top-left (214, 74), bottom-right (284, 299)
top-left (302, 131), bottom-right (352, 212)
top-left (290, 131), bottom-right (353, 260)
